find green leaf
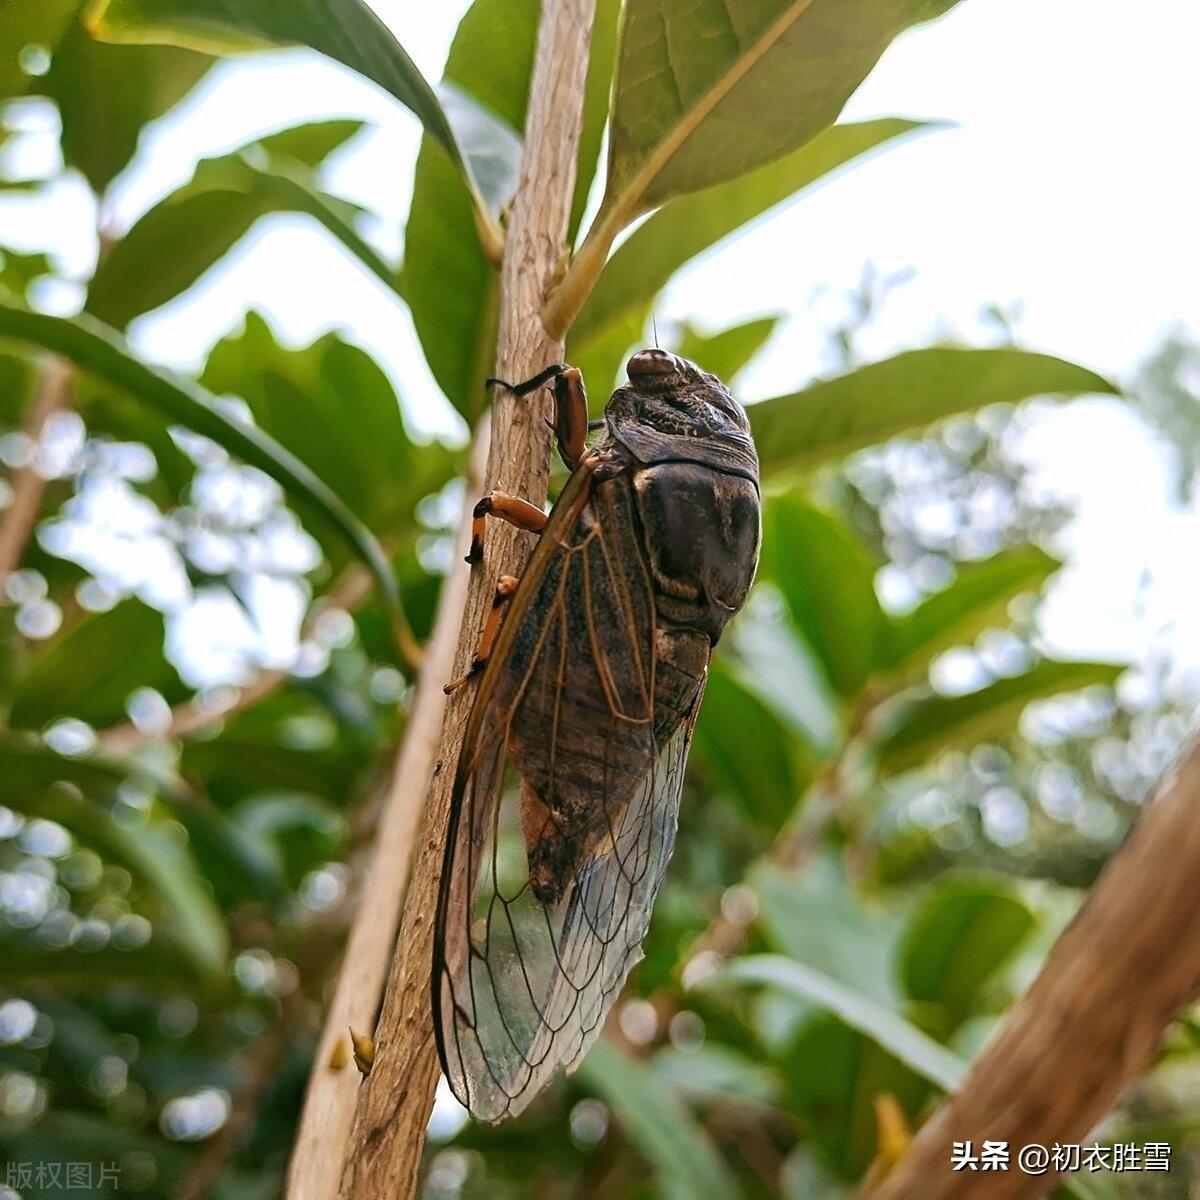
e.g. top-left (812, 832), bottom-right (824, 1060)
top-left (875, 659), bottom-right (1125, 775)
top-left (878, 547), bottom-right (1062, 676)
top-left (88, 0), bottom-right (504, 256)
top-left (88, 121), bottom-right (381, 328)
top-left (692, 660), bottom-right (810, 831)
top-left (403, 0), bottom-right (537, 418)
top-left (676, 316), bottom-right (779, 385)
top-left (753, 858), bottom-right (901, 1005)
top-left (8, 599), bottom-right (187, 730)
top-left (898, 877), bottom-right (1036, 1024)
top-left (46, 18), bottom-right (210, 193)
top-left (0, 299), bottom-right (411, 648)
top-left (0, 937), bottom-right (212, 991)
top-left (783, 1013), bottom-right (932, 1179)
top-left (201, 313), bottom-right (453, 538)
top-left (763, 494), bottom-right (883, 697)
top-left (573, 120), bottom-right (927, 350)
top-left (255, 117), bottom-right (364, 166)
top-left (0, 0), bottom-right (77, 99)
top-left (716, 955), bottom-right (966, 1091)
top-left (0, 738), bottom-right (228, 975)
top-left (602, 1), bottom-right (958, 222)
top-left (570, 0), bottom-right (623, 241)
top-left (579, 1038), bottom-right (744, 1200)
top-left (751, 347), bottom-right (1119, 477)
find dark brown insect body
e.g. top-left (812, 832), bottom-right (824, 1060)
top-left (434, 349), bottom-right (760, 1122)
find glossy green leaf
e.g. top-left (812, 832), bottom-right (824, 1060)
top-left (0, 738), bottom-right (227, 975)
top-left (8, 599), bottom-right (186, 730)
top-left (878, 546), bottom-right (1062, 675)
top-left (88, 0), bottom-right (509, 254)
top-left (676, 316), bottom-right (779, 385)
top-left (403, 0), bottom-right (536, 418)
top-left (717, 955), bottom-right (966, 1091)
top-left (764, 493), bottom-right (883, 697)
top-left (601, 2), bottom-right (957, 225)
top-left (87, 121), bottom-right (384, 328)
top-left (46, 18), bottom-right (210, 193)
top-left (692, 660), bottom-right (810, 831)
top-left (579, 1038), bottom-right (744, 1200)
top-left (574, 120), bottom-right (926, 350)
top-left (898, 877), bottom-right (1036, 1022)
top-left (876, 659), bottom-right (1125, 775)
top-left (87, 0), bottom-right (444, 166)
top-left (0, 300), bottom-right (410, 644)
top-left (751, 347), bottom-right (1119, 476)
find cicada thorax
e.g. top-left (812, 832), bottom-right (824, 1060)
top-left (502, 468), bottom-right (711, 905)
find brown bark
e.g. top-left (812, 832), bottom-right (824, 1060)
top-left (863, 734), bottom-right (1200, 1200)
top-left (335, 3), bottom-right (597, 1196)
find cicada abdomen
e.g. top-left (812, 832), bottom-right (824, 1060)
top-left (433, 349), bottom-right (760, 1121)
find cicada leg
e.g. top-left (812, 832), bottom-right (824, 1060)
top-left (443, 574), bottom-right (520, 694)
top-left (487, 362), bottom-right (589, 470)
top-left (466, 492), bottom-right (548, 566)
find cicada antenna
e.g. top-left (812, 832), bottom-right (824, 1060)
top-left (652, 315), bottom-right (659, 349)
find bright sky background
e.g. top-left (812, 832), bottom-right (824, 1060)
top-left (4, 0), bottom-right (1200, 681)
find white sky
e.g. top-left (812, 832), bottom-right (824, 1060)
top-left (4, 0), bottom-right (1200, 679)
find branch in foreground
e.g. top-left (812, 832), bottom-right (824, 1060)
top-left (336, 3), bottom-right (598, 1196)
top-left (864, 733), bottom-right (1200, 1200)
top-left (284, 445), bottom-right (479, 1200)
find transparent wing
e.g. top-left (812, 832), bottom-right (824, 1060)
top-left (433, 469), bottom-right (706, 1123)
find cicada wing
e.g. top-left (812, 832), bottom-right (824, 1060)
top-left (433, 470), bottom-right (705, 1123)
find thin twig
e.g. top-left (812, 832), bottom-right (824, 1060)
top-left (0, 356), bottom-right (72, 588)
top-left (335, 4), bottom-right (597, 1196)
top-left (99, 564), bottom-right (374, 755)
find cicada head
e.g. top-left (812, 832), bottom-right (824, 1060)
top-left (604, 348), bottom-right (759, 484)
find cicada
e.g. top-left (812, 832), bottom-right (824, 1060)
top-left (432, 348), bottom-right (760, 1122)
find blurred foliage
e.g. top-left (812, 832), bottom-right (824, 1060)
top-left (0, 2), bottom-right (1194, 1199)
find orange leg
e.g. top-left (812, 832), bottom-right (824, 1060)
top-left (467, 492), bottom-right (548, 565)
top-left (443, 575), bottom-right (520, 694)
top-left (487, 363), bottom-right (590, 470)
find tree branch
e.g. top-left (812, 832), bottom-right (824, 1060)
top-left (334, 4), bottom-right (597, 1195)
top-left (0, 356), bottom-right (71, 587)
top-left (283, 445), bottom-right (479, 1200)
top-left (863, 733), bottom-right (1200, 1200)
